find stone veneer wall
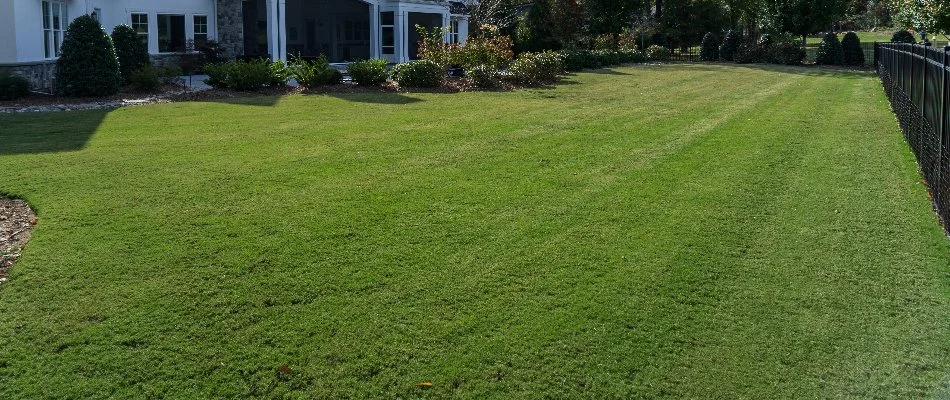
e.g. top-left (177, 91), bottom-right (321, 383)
top-left (216, 0), bottom-right (244, 58)
top-left (0, 61), bottom-right (56, 92)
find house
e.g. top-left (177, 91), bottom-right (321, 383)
top-left (0, 0), bottom-right (470, 90)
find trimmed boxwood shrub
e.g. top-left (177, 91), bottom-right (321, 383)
top-left (292, 56), bottom-right (343, 88)
top-left (0, 74), bottom-right (30, 101)
top-left (769, 43), bottom-right (806, 65)
top-left (391, 60), bottom-right (443, 88)
top-left (55, 15), bottom-right (122, 97)
top-left (592, 49), bottom-right (620, 66)
top-left (815, 32), bottom-right (844, 65)
top-left (841, 31), bottom-right (864, 66)
top-left (719, 30), bottom-right (742, 62)
top-left (348, 59), bottom-right (389, 86)
top-left (129, 65), bottom-right (160, 91)
top-left (700, 32), bottom-right (719, 61)
top-left (645, 45), bottom-right (671, 62)
top-left (509, 51), bottom-right (564, 84)
top-left (111, 24), bottom-right (150, 83)
top-left (466, 64), bottom-right (501, 88)
top-left (891, 30), bottom-right (916, 43)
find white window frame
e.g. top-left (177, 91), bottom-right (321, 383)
top-left (42, 0), bottom-right (68, 59)
top-left (130, 12), bottom-right (149, 50)
top-left (449, 19), bottom-right (460, 44)
top-left (380, 11), bottom-right (394, 55)
top-left (193, 15), bottom-right (209, 43)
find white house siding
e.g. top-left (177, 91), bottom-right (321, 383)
top-left (0, 2), bottom-right (16, 62)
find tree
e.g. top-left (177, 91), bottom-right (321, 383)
top-left (700, 32), bottom-right (720, 60)
top-left (815, 31), bottom-right (844, 65)
top-left (586, 0), bottom-right (645, 35)
top-left (55, 15), bottom-right (122, 96)
top-left (762, 0), bottom-right (849, 45)
top-left (519, 0), bottom-right (560, 51)
top-left (111, 24), bottom-right (150, 83)
top-left (889, 0), bottom-right (950, 37)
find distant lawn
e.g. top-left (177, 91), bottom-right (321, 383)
top-left (2, 64), bottom-right (950, 398)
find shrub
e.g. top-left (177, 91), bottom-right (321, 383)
top-left (416, 25), bottom-right (453, 68)
top-left (561, 50), bottom-right (598, 71)
top-left (769, 43), bottom-right (806, 65)
top-left (891, 30), bottom-right (916, 43)
top-left (194, 39), bottom-right (226, 65)
top-left (592, 49), bottom-right (621, 66)
top-left (700, 32), bottom-right (719, 61)
top-left (129, 65), bottom-right (160, 91)
top-left (618, 48), bottom-right (646, 63)
top-left (55, 15), bottom-right (122, 96)
top-left (111, 25), bottom-right (150, 83)
top-left (292, 55), bottom-right (343, 88)
top-left (509, 51), bottom-right (564, 84)
top-left (758, 34), bottom-right (774, 47)
top-left (815, 32), bottom-right (844, 65)
top-left (841, 32), bottom-right (864, 66)
top-left (466, 64), bottom-right (501, 88)
top-left (392, 60), bottom-right (443, 88)
top-left (736, 43), bottom-right (769, 64)
top-left (645, 45), bottom-right (671, 62)
top-left (202, 62), bottom-right (230, 89)
top-left (269, 59), bottom-right (291, 86)
top-left (0, 74), bottom-right (30, 101)
top-left (451, 35), bottom-right (514, 70)
top-left (719, 30), bottom-right (742, 62)
top-left (348, 59), bottom-right (389, 86)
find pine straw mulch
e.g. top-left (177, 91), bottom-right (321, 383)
top-left (0, 198), bottom-right (36, 282)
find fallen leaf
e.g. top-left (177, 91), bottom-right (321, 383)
top-left (416, 381), bottom-right (433, 388)
top-left (278, 365), bottom-right (293, 375)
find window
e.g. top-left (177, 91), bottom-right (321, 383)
top-left (131, 13), bottom-right (148, 47)
top-left (338, 19), bottom-right (369, 42)
top-left (157, 14), bottom-right (185, 52)
top-left (380, 12), bottom-right (394, 55)
top-left (91, 8), bottom-right (102, 22)
top-left (42, 1), bottom-right (68, 58)
top-left (449, 19), bottom-right (460, 44)
top-left (193, 15), bottom-right (208, 43)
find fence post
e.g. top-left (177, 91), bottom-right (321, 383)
top-left (874, 42), bottom-right (879, 67)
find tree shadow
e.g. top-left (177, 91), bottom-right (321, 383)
top-left (585, 68), bottom-right (633, 75)
top-left (319, 92), bottom-right (423, 105)
top-left (656, 62), bottom-right (875, 79)
top-left (0, 109), bottom-right (109, 155)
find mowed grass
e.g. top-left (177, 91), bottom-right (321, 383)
top-left (2, 64), bottom-right (950, 398)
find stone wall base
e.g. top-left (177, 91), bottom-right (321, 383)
top-left (0, 61), bottom-right (57, 93)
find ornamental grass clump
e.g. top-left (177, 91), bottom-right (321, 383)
top-left (55, 15), bottom-right (122, 97)
top-left (815, 32), bottom-right (844, 65)
top-left (841, 32), bottom-right (864, 66)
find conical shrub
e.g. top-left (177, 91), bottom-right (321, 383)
top-left (55, 15), bottom-right (121, 96)
top-left (890, 30), bottom-right (916, 43)
top-left (112, 24), bottom-right (150, 83)
top-left (815, 32), bottom-right (844, 65)
top-left (841, 31), bottom-right (864, 66)
top-left (700, 32), bottom-right (719, 61)
top-left (719, 30), bottom-right (742, 62)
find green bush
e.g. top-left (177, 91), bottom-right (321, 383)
top-left (292, 55), bottom-right (343, 88)
top-left (466, 64), bottom-right (501, 88)
top-left (201, 59), bottom-right (276, 91)
top-left (769, 43), bottom-right (806, 65)
top-left (815, 32), bottom-right (844, 65)
top-left (719, 30), bottom-right (742, 62)
top-left (841, 32), bottom-right (864, 66)
top-left (129, 65), bottom-right (160, 91)
top-left (111, 24), bottom-right (150, 83)
top-left (645, 45), bottom-right (671, 62)
top-left (561, 50), bottom-right (597, 71)
top-left (618, 48), bottom-right (646, 63)
top-left (758, 34), bottom-right (774, 47)
top-left (591, 49), bottom-right (620, 66)
top-left (348, 59), bottom-right (389, 86)
top-left (508, 51), bottom-right (565, 84)
top-left (392, 60), bottom-right (443, 88)
top-left (55, 15), bottom-right (122, 97)
top-left (736, 43), bottom-right (768, 64)
top-left (0, 74), bottom-right (30, 101)
top-left (700, 32), bottom-right (719, 61)
top-left (890, 30), bottom-right (916, 43)
top-left (269, 59), bottom-right (291, 87)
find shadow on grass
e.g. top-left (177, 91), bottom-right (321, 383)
top-left (321, 92), bottom-right (423, 105)
top-left (0, 109), bottom-right (109, 155)
top-left (585, 68), bottom-right (633, 75)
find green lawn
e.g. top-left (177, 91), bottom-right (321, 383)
top-left (2, 64), bottom-right (950, 398)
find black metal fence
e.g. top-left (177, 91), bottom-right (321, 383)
top-left (876, 43), bottom-right (950, 226)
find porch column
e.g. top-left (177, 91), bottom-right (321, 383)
top-left (442, 13), bottom-right (450, 43)
top-left (278, 0), bottom-right (287, 60)
top-left (266, 0), bottom-right (279, 61)
top-left (369, 4), bottom-right (380, 59)
top-left (458, 16), bottom-right (469, 44)
top-left (396, 10), bottom-right (408, 63)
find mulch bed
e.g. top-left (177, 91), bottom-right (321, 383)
top-left (0, 198), bottom-right (36, 282)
